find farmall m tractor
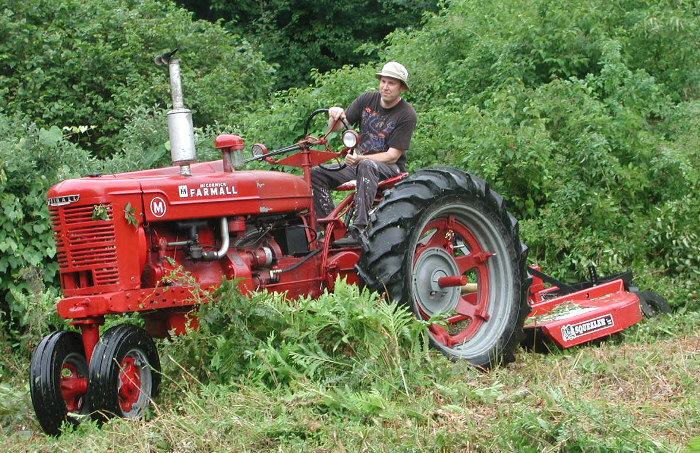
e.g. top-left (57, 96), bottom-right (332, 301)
top-left (30, 51), bottom-right (664, 435)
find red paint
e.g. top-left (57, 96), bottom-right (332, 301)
top-left (526, 271), bottom-right (643, 348)
top-left (437, 275), bottom-right (467, 288)
top-left (47, 132), bottom-right (408, 367)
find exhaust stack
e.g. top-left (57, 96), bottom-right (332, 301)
top-left (156, 49), bottom-right (196, 176)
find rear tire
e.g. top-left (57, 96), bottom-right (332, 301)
top-left (89, 324), bottom-right (160, 422)
top-left (30, 331), bottom-right (90, 435)
top-left (357, 167), bottom-right (530, 368)
top-left (636, 290), bottom-right (671, 318)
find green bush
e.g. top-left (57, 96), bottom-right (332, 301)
top-left (0, 113), bottom-right (100, 333)
top-left (0, 0), bottom-right (274, 156)
top-left (161, 279), bottom-right (429, 396)
top-left (99, 107), bottom-right (225, 174)
top-left (177, 0), bottom-right (437, 89)
top-left (385, 0), bottom-right (699, 103)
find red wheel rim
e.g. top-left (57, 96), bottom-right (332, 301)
top-left (413, 216), bottom-right (494, 347)
top-left (59, 362), bottom-right (88, 412)
top-left (118, 356), bottom-right (142, 412)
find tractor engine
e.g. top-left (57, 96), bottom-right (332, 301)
top-left (48, 161), bottom-right (316, 335)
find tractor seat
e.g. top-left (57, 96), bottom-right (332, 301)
top-left (335, 172), bottom-right (408, 192)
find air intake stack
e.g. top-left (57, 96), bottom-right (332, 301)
top-left (155, 49), bottom-right (196, 176)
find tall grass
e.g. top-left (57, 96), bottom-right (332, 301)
top-left (1, 282), bottom-right (698, 452)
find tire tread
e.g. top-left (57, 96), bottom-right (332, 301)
top-left (357, 167), bottom-right (530, 367)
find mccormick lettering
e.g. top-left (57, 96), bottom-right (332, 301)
top-left (561, 314), bottom-right (615, 342)
top-left (178, 182), bottom-right (239, 198)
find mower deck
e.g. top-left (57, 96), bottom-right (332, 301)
top-left (525, 270), bottom-right (643, 348)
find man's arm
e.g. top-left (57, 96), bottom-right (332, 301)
top-left (345, 147), bottom-right (403, 166)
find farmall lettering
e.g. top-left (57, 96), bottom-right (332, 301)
top-left (178, 182), bottom-right (238, 198)
top-left (561, 314), bottom-right (615, 342)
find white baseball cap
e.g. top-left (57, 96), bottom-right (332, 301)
top-left (376, 61), bottom-right (409, 89)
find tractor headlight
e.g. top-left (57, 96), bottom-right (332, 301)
top-left (251, 143), bottom-right (267, 158)
top-left (342, 130), bottom-right (360, 149)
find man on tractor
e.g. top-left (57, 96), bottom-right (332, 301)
top-left (311, 61), bottom-right (418, 247)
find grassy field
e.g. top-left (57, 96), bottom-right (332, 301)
top-left (1, 286), bottom-right (698, 453)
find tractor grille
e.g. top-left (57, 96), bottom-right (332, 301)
top-left (50, 204), bottom-right (120, 289)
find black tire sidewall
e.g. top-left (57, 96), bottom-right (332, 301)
top-left (638, 290), bottom-right (672, 317)
top-left (30, 330), bottom-right (89, 435)
top-left (89, 324), bottom-right (161, 421)
top-left (358, 167), bottom-right (530, 368)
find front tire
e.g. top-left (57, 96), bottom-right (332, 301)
top-left (89, 324), bottom-right (161, 421)
top-left (30, 331), bottom-right (90, 435)
top-left (357, 167), bottom-right (530, 368)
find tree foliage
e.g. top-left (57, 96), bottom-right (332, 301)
top-left (0, 0), bottom-right (274, 156)
top-left (176, 0), bottom-right (437, 89)
top-left (387, 0), bottom-right (700, 104)
top-left (0, 113), bottom-right (100, 332)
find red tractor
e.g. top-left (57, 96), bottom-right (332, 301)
top-left (29, 51), bottom-right (664, 435)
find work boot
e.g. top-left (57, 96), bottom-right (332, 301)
top-left (331, 226), bottom-right (362, 248)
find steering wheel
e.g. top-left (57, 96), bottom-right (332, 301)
top-left (246, 109), bottom-right (359, 169)
top-left (305, 109), bottom-right (353, 171)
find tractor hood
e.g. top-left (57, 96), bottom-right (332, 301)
top-left (48, 160), bottom-right (313, 222)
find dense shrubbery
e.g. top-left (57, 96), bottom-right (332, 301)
top-left (1, 0), bottom-right (698, 345)
top-left (176, 0), bottom-right (437, 89)
top-left (237, 0), bottom-right (700, 297)
top-left (161, 280), bottom-right (428, 396)
top-left (0, 0), bottom-right (273, 156)
top-left (0, 114), bottom-right (99, 333)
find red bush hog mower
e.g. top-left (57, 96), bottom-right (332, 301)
top-left (29, 51), bottom-right (666, 435)
top-left (524, 266), bottom-right (669, 349)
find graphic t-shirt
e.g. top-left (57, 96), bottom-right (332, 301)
top-left (345, 91), bottom-right (417, 171)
